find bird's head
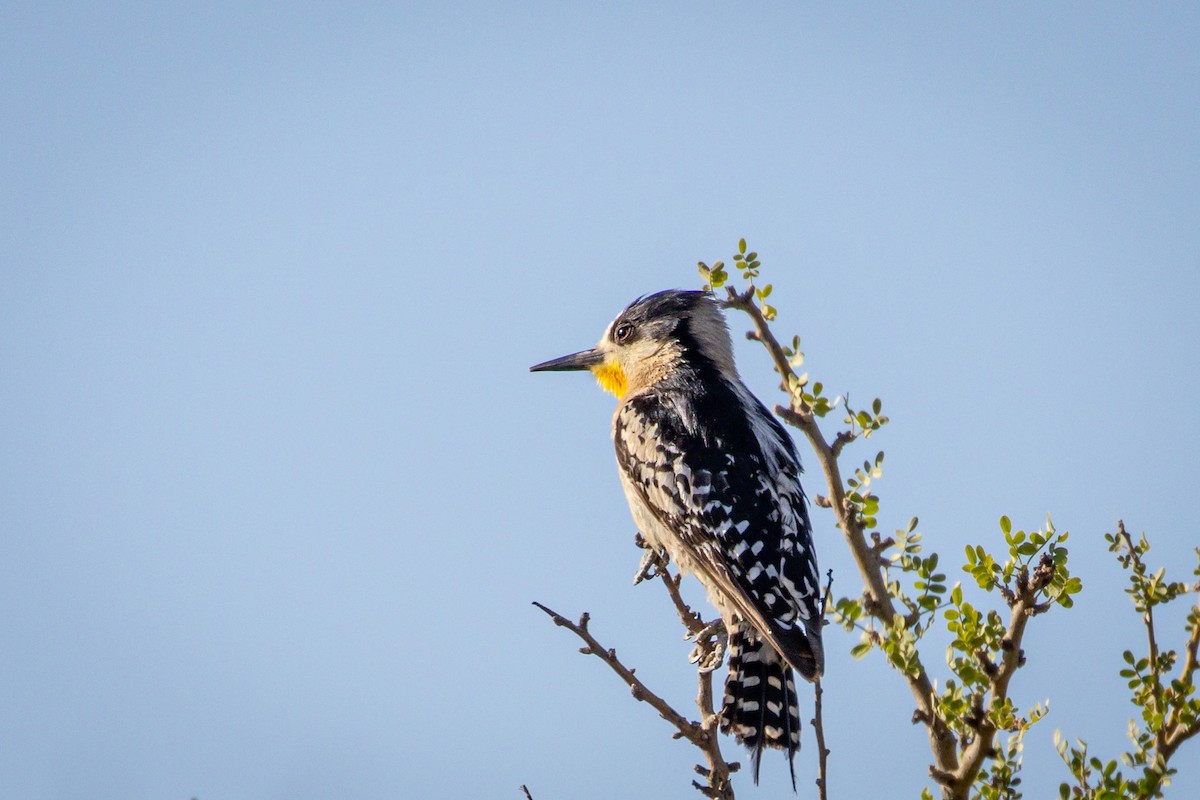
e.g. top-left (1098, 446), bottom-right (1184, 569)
top-left (530, 289), bottom-right (736, 397)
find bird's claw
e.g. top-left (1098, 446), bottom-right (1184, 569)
top-left (633, 533), bottom-right (669, 585)
top-left (687, 618), bottom-right (728, 673)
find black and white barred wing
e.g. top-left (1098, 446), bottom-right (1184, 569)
top-left (614, 393), bottom-right (824, 680)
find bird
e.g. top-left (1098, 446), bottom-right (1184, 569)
top-left (530, 289), bottom-right (823, 785)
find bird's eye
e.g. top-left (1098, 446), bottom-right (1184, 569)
top-left (614, 323), bottom-right (634, 343)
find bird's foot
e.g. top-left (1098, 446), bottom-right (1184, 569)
top-left (632, 533), bottom-right (669, 585)
top-left (687, 618), bottom-right (728, 673)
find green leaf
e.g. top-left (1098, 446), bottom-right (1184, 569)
top-left (1000, 515), bottom-right (1012, 535)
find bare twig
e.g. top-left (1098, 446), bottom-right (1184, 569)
top-left (533, 591), bottom-right (737, 799)
top-left (830, 430), bottom-right (855, 460)
top-left (658, 569), bottom-right (707, 637)
top-left (532, 602), bottom-right (699, 738)
top-left (519, 785), bottom-right (534, 800)
top-left (813, 570), bottom-right (834, 800)
top-left (813, 678), bottom-right (829, 800)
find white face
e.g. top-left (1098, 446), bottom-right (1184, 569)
top-left (589, 319), bottom-right (681, 398)
top-left (527, 292), bottom-right (736, 398)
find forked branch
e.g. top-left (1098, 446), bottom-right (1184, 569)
top-left (532, 573), bottom-right (738, 799)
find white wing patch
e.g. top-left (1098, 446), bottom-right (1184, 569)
top-left (612, 384), bottom-right (823, 677)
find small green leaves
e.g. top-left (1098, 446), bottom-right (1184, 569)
top-left (793, 377), bottom-right (836, 418)
top-left (833, 596), bottom-right (864, 632)
top-left (964, 544), bottom-right (1001, 591)
top-left (965, 516), bottom-right (1079, 607)
top-left (755, 283), bottom-right (775, 320)
top-left (844, 452), bottom-right (886, 531)
top-left (1046, 574), bottom-right (1083, 609)
top-left (843, 396), bottom-right (889, 439)
top-left (781, 334), bottom-right (805, 368)
top-left (697, 260), bottom-right (728, 291)
top-left (731, 237), bottom-right (762, 281)
top-left (881, 612), bottom-right (922, 676)
top-left (1054, 528), bottom-right (1196, 800)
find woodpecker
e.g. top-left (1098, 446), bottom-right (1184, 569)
top-left (531, 289), bottom-right (823, 784)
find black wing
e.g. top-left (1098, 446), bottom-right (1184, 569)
top-left (614, 383), bottom-right (824, 680)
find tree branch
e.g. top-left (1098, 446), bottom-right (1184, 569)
top-left (1155, 544), bottom-right (1200, 762)
top-left (950, 554), bottom-right (1055, 796)
top-left (812, 569), bottom-right (834, 800)
top-left (1167, 597), bottom-right (1200, 755)
top-left (722, 287), bottom-right (960, 787)
top-left (532, 602), bottom-right (700, 741)
top-left (1117, 520), bottom-right (1169, 755)
top-left (1177, 597), bottom-right (1200, 705)
top-left (657, 568), bottom-right (707, 637)
top-left (813, 679), bottom-right (830, 800)
top-left (533, 588), bottom-right (738, 799)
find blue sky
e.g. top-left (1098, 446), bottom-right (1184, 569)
top-left (2, 3), bottom-right (1198, 799)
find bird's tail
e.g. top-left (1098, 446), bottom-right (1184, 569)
top-left (719, 623), bottom-right (800, 788)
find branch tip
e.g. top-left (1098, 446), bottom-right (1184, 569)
top-left (930, 766), bottom-right (957, 786)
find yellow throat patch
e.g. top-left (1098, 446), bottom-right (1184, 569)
top-left (591, 360), bottom-right (628, 397)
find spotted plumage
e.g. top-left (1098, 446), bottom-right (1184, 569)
top-left (531, 289), bottom-right (823, 786)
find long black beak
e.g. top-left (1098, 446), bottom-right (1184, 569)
top-left (529, 348), bottom-right (604, 372)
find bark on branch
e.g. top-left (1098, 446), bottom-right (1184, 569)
top-left (533, 570), bottom-right (738, 799)
top-left (948, 555), bottom-right (1055, 796)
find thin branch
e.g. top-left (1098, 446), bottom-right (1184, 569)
top-left (691, 663), bottom-right (737, 799)
top-left (950, 554), bottom-right (1055, 796)
top-left (533, 592), bottom-right (737, 799)
top-left (532, 601), bottom-right (700, 741)
top-left (519, 785), bottom-right (534, 800)
top-left (830, 430), bottom-right (855, 460)
top-left (1118, 521), bottom-right (1168, 752)
top-left (658, 568), bottom-right (707, 637)
top-left (813, 568), bottom-right (834, 800)
top-left (813, 679), bottom-right (829, 800)
top-left (650, 559), bottom-right (739, 796)
top-left (1178, 596), bottom-right (1200, 701)
top-left (1157, 549), bottom-right (1200, 760)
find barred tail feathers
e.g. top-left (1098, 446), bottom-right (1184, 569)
top-left (719, 624), bottom-right (800, 788)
